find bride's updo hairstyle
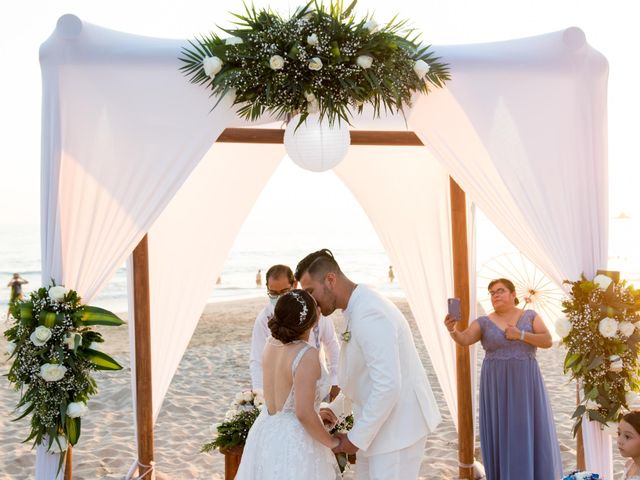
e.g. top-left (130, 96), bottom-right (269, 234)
top-left (268, 289), bottom-right (318, 343)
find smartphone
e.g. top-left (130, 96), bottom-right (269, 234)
top-left (448, 298), bottom-right (461, 321)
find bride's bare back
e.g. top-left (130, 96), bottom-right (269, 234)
top-left (262, 339), bottom-right (308, 414)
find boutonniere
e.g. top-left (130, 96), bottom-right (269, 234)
top-left (341, 330), bottom-right (351, 342)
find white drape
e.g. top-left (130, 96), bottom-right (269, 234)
top-left (407, 27), bottom-right (610, 477)
top-left (335, 147), bottom-right (478, 428)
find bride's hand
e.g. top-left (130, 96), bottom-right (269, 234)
top-left (320, 408), bottom-right (338, 429)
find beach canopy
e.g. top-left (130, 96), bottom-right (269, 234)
top-left (38, 14), bottom-right (608, 478)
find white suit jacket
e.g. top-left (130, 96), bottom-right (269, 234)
top-left (332, 285), bottom-right (441, 456)
top-left (249, 303), bottom-right (340, 390)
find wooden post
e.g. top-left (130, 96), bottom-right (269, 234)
top-left (449, 178), bottom-right (475, 479)
top-left (64, 446), bottom-right (72, 480)
top-left (576, 382), bottom-right (585, 470)
top-left (132, 235), bottom-right (154, 477)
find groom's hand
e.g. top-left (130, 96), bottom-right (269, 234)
top-left (333, 433), bottom-right (358, 454)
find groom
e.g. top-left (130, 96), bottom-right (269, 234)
top-left (295, 249), bottom-right (441, 480)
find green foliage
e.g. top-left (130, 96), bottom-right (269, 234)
top-left (559, 275), bottom-right (640, 435)
top-left (179, 0), bottom-right (449, 126)
top-left (201, 409), bottom-right (260, 453)
top-left (3, 284), bottom-right (124, 455)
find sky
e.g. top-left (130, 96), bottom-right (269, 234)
top-left (0, 0), bottom-right (638, 267)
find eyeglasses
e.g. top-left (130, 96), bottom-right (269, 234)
top-left (267, 286), bottom-right (293, 300)
top-left (488, 288), bottom-right (508, 297)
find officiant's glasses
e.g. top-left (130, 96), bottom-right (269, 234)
top-left (267, 286), bottom-right (293, 300)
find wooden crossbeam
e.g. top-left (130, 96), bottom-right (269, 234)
top-left (216, 128), bottom-right (424, 146)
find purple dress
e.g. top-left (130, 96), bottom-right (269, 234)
top-left (478, 309), bottom-right (562, 480)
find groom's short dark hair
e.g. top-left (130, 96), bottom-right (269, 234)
top-left (295, 249), bottom-right (342, 281)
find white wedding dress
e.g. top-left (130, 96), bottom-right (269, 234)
top-left (235, 343), bottom-right (341, 480)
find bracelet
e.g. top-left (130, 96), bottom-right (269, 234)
top-left (520, 329), bottom-right (525, 341)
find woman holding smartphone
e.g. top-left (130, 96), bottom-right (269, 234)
top-left (444, 278), bottom-right (562, 480)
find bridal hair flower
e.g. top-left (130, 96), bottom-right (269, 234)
top-left (288, 291), bottom-right (309, 325)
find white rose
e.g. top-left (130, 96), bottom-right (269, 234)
top-left (6, 341), bottom-right (16, 355)
top-left (63, 332), bottom-right (82, 350)
top-left (225, 409), bottom-right (237, 420)
top-left (356, 55), bottom-right (373, 69)
top-left (555, 317), bottom-right (572, 338)
top-left (40, 363), bottom-right (67, 382)
top-left (626, 391), bottom-right (640, 409)
top-left (308, 57), bottom-right (323, 71)
top-left (307, 33), bottom-right (319, 46)
top-left (48, 285), bottom-right (68, 302)
top-left (619, 321), bottom-right (636, 337)
top-left (364, 19), bottom-right (379, 32)
top-left (243, 391), bottom-right (254, 403)
top-left (413, 59), bottom-right (431, 79)
top-left (269, 55), bottom-right (285, 70)
top-left (202, 56), bottom-right (223, 79)
top-left (598, 317), bottom-right (619, 338)
top-left (48, 435), bottom-right (68, 453)
top-left (30, 326), bottom-right (52, 346)
top-left (255, 394), bottom-right (265, 406)
top-left (225, 36), bottom-right (243, 45)
top-left (593, 274), bottom-right (613, 290)
top-left (252, 388), bottom-right (263, 396)
top-left (238, 403), bottom-right (254, 412)
top-left (66, 401), bottom-right (88, 418)
top-left (609, 355), bottom-right (624, 372)
top-left (234, 392), bottom-right (244, 403)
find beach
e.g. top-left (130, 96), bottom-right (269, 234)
top-left (0, 297), bottom-right (627, 479)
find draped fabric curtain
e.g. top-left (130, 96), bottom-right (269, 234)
top-left (406, 27), bottom-right (610, 477)
top-left (335, 147), bottom-right (478, 429)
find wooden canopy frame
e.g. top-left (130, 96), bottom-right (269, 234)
top-left (130, 127), bottom-right (475, 478)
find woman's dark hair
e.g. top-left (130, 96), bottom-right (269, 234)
top-left (488, 278), bottom-right (520, 306)
top-left (268, 289), bottom-right (318, 343)
top-left (622, 411), bottom-right (640, 435)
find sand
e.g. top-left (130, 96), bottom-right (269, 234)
top-left (0, 298), bottom-right (627, 479)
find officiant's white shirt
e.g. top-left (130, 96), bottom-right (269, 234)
top-left (249, 303), bottom-right (340, 390)
top-left (334, 284), bottom-right (441, 457)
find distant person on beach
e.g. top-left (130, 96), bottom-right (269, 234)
top-left (445, 277), bottom-right (561, 479)
top-left (255, 269), bottom-right (262, 287)
top-left (250, 264), bottom-right (340, 401)
top-left (296, 249), bottom-right (441, 479)
top-left (8, 273), bottom-right (28, 304)
top-left (388, 265), bottom-right (395, 283)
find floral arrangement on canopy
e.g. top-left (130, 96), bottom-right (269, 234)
top-left (179, 0), bottom-right (450, 128)
top-left (202, 388), bottom-right (264, 453)
top-left (3, 284), bottom-right (124, 469)
top-left (556, 273), bottom-right (640, 435)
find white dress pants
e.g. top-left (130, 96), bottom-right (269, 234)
top-left (354, 435), bottom-right (427, 480)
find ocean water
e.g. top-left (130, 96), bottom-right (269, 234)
top-left (0, 224), bottom-right (403, 315)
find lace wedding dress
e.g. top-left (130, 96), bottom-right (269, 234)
top-left (235, 343), bottom-right (341, 479)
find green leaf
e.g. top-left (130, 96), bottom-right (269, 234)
top-left (39, 310), bottom-right (58, 328)
top-left (65, 417), bottom-right (81, 445)
top-left (572, 405), bottom-right (586, 419)
top-left (587, 410), bottom-right (608, 425)
top-left (564, 353), bottom-right (581, 371)
top-left (19, 302), bottom-right (34, 323)
top-left (74, 306), bottom-right (125, 327)
top-left (84, 349), bottom-right (123, 370)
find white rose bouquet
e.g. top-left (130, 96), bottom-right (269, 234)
top-left (202, 389), bottom-right (263, 454)
top-left (4, 283), bottom-right (124, 459)
top-left (560, 273), bottom-right (640, 433)
top-left (179, 0), bottom-right (450, 127)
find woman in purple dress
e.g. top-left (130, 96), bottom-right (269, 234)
top-left (444, 278), bottom-right (562, 480)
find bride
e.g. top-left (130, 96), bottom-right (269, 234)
top-left (235, 289), bottom-right (341, 479)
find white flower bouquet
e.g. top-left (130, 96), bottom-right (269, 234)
top-left (558, 273), bottom-right (640, 434)
top-left (4, 283), bottom-right (124, 460)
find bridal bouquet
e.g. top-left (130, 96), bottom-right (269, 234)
top-left (562, 471), bottom-right (600, 480)
top-left (330, 413), bottom-right (355, 473)
top-left (557, 273), bottom-right (640, 434)
top-left (202, 389), bottom-right (264, 453)
top-left (3, 283), bottom-right (124, 462)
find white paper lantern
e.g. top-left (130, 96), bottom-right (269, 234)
top-left (284, 114), bottom-right (350, 172)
